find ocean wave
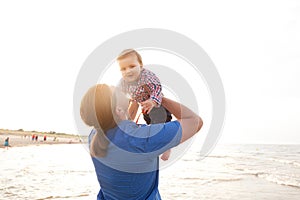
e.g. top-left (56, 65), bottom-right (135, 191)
top-left (266, 158), bottom-right (300, 167)
top-left (36, 193), bottom-right (89, 200)
top-left (233, 168), bottom-right (300, 189)
top-left (210, 177), bottom-right (243, 182)
top-left (206, 155), bottom-right (230, 159)
top-left (257, 173), bottom-right (300, 189)
top-left (241, 171), bottom-right (265, 177)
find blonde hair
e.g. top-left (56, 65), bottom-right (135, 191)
top-left (80, 84), bottom-right (117, 157)
top-left (117, 49), bottom-right (143, 66)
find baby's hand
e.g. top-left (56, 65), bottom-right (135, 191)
top-left (141, 99), bottom-right (157, 114)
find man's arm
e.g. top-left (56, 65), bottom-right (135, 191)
top-left (161, 97), bottom-right (203, 143)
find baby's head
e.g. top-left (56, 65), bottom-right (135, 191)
top-left (117, 49), bottom-right (143, 83)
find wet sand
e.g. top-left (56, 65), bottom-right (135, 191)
top-left (0, 129), bottom-right (83, 148)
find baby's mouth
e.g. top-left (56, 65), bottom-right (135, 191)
top-left (125, 74), bottom-right (137, 82)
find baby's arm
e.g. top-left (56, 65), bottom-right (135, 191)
top-left (128, 100), bottom-right (139, 120)
top-left (140, 69), bottom-right (163, 114)
top-left (141, 70), bottom-right (163, 114)
top-left (141, 84), bottom-right (162, 114)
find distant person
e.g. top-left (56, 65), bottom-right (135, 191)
top-left (32, 134), bottom-right (35, 141)
top-left (4, 137), bottom-right (10, 149)
top-left (80, 84), bottom-right (203, 200)
top-left (44, 135), bottom-right (47, 141)
top-left (117, 49), bottom-right (173, 161)
top-left (35, 135), bottom-right (38, 141)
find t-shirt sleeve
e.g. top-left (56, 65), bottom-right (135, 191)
top-left (143, 121), bottom-right (182, 156)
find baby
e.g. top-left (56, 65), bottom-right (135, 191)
top-left (117, 49), bottom-right (172, 160)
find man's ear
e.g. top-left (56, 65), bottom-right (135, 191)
top-left (115, 105), bottom-right (124, 116)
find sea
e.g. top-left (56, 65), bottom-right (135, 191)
top-left (1, 144), bottom-right (299, 200)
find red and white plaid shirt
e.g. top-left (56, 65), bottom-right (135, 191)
top-left (120, 68), bottom-right (162, 105)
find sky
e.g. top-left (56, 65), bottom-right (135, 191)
top-left (0, 0), bottom-right (299, 144)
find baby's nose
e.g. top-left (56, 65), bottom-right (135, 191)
top-left (125, 68), bottom-right (132, 73)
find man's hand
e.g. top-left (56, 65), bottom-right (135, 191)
top-left (141, 99), bottom-right (157, 114)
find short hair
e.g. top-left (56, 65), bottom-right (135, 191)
top-left (117, 49), bottom-right (143, 66)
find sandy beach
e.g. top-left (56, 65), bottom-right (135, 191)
top-left (0, 128), bottom-right (84, 148)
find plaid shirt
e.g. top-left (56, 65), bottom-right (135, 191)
top-left (120, 68), bottom-right (162, 105)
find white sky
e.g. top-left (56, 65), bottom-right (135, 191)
top-left (0, 0), bottom-right (299, 144)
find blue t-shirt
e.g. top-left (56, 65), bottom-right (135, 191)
top-left (89, 120), bottom-right (182, 200)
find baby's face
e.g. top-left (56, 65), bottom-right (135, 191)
top-left (118, 55), bottom-right (142, 83)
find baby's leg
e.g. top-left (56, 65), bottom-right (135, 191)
top-left (143, 106), bottom-right (173, 160)
top-left (143, 112), bottom-right (151, 125)
top-left (143, 106), bottom-right (171, 124)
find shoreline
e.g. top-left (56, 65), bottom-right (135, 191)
top-left (0, 129), bottom-right (86, 148)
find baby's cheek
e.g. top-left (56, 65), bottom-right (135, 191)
top-left (134, 67), bottom-right (141, 74)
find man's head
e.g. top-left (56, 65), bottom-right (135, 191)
top-left (80, 84), bottom-right (130, 131)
